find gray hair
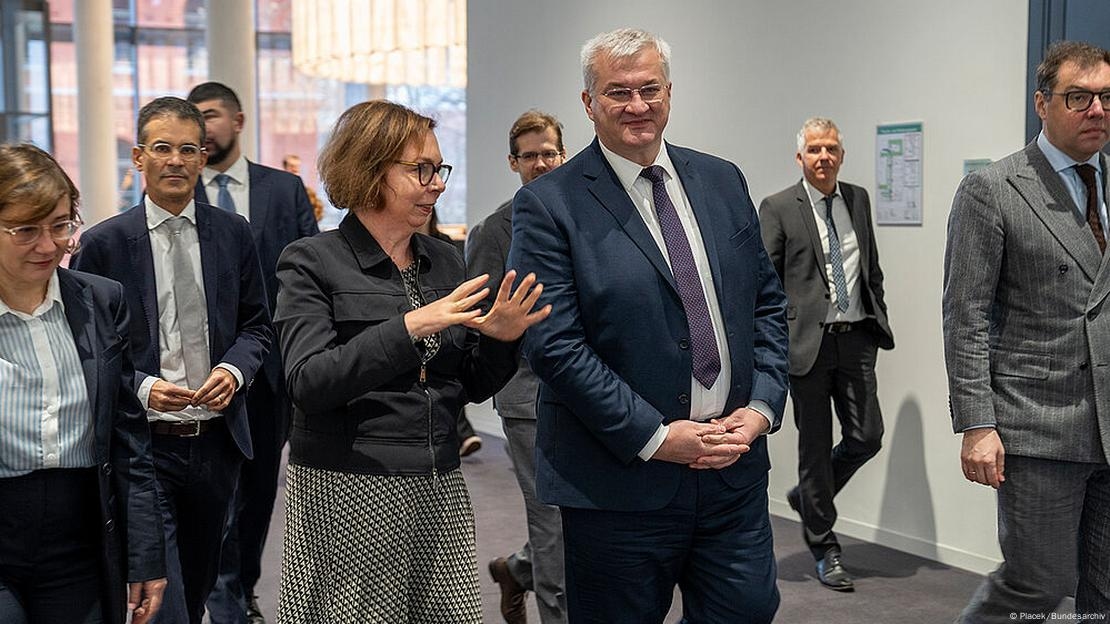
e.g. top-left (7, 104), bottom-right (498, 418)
top-left (581, 28), bottom-right (671, 95)
top-left (796, 117), bottom-right (843, 153)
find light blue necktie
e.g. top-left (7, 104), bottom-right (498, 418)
top-left (823, 195), bottom-right (849, 313)
top-left (214, 173), bottom-right (236, 214)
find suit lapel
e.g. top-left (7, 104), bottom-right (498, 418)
top-left (196, 203), bottom-right (220, 353)
top-left (793, 181), bottom-right (829, 287)
top-left (1089, 153), bottom-right (1110, 309)
top-left (585, 142), bottom-right (677, 294)
top-left (246, 162), bottom-right (268, 242)
top-left (58, 270), bottom-right (99, 417)
top-left (1012, 143), bottom-right (1103, 281)
top-left (125, 207), bottom-right (160, 355)
top-left (194, 178), bottom-right (210, 205)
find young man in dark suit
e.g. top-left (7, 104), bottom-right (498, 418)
top-left (758, 117), bottom-right (894, 592)
top-left (71, 96), bottom-right (272, 624)
top-left (186, 81), bottom-right (318, 624)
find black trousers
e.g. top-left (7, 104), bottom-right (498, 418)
top-left (208, 376), bottom-right (290, 622)
top-left (150, 420), bottom-right (243, 624)
top-left (0, 468), bottom-right (104, 624)
top-left (790, 326), bottom-right (884, 560)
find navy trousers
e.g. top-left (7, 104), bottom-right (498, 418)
top-left (560, 468), bottom-right (778, 624)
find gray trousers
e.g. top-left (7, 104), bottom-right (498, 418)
top-left (500, 413), bottom-right (567, 624)
top-left (959, 454), bottom-right (1110, 623)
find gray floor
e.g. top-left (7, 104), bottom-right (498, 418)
top-left (249, 413), bottom-right (989, 623)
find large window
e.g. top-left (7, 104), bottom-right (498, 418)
top-left (1, 0), bottom-right (52, 147)
top-left (48, 0), bottom-right (466, 227)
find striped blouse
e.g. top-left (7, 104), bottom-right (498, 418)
top-left (0, 273), bottom-right (96, 478)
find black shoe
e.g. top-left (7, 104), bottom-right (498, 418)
top-left (246, 594), bottom-right (266, 624)
top-left (460, 435), bottom-right (483, 457)
top-left (489, 557), bottom-right (527, 624)
top-left (816, 550), bottom-right (855, 592)
top-left (786, 486), bottom-right (802, 516)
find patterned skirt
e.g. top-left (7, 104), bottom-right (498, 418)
top-left (277, 464), bottom-right (481, 624)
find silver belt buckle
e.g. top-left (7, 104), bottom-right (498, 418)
top-left (180, 420), bottom-right (202, 437)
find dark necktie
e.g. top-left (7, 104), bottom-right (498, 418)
top-left (1074, 164), bottom-right (1106, 254)
top-left (215, 173), bottom-right (237, 214)
top-left (823, 195), bottom-right (850, 312)
top-left (640, 165), bottom-right (721, 389)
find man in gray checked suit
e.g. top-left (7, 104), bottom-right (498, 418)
top-left (759, 117), bottom-right (893, 592)
top-left (467, 109), bottom-right (568, 624)
top-left (944, 40), bottom-right (1110, 621)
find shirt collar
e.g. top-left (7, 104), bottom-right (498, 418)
top-left (597, 139), bottom-right (677, 192)
top-left (0, 271), bottom-right (63, 318)
top-left (1037, 130), bottom-right (1103, 175)
top-left (145, 196), bottom-right (197, 232)
top-left (202, 154), bottom-right (249, 187)
top-left (802, 178), bottom-right (841, 207)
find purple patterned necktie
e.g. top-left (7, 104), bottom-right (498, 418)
top-left (640, 165), bottom-right (721, 389)
top-left (1075, 164), bottom-right (1106, 254)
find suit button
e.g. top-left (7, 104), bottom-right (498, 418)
top-left (678, 394), bottom-right (689, 405)
top-left (1059, 265), bottom-right (1069, 274)
top-left (678, 339), bottom-right (689, 350)
top-left (105, 519), bottom-right (114, 533)
top-left (102, 463), bottom-right (112, 475)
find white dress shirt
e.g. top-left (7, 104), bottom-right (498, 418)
top-left (803, 180), bottom-right (866, 324)
top-left (202, 154), bottom-right (251, 221)
top-left (0, 272), bottom-right (95, 476)
top-left (596, 141), bottom-right (773, 460)
top-left (138, 197), bottom-right (242, 422)
top-left (1036, 130), bottom-right (1108, 235)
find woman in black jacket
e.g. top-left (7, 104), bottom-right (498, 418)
top-left (274, 100), bottom-right (549, 623)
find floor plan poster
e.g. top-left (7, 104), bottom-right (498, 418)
top-left (875, 122), bottom-right (923, 225)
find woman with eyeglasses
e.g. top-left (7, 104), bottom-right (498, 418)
top-left (274, 100), bottom-right (550, 623)
top-left (0, 144), bottom-right (166, 624)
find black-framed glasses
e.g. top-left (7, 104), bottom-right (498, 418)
top-left (395, 160), bottom-right (452, 185)
top-left (599, 84), bottom-right (667, 105)
top-left (1042, 90), bottom-right (1110, 112)
top-left (1, 217), bottom-right (83, 246)
top-left (137, 141), bottom-right (206, 162)
top-left (511, 150), bottom-right (564, 163)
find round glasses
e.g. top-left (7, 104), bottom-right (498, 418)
top-left (137, 142), bottom-right (206, 162)
top-left (512, 150), bottom-right (564, 163)
top-left (599, 84), bottom-right (666, 105)
top-left (395, 160), bottom-right (453, 185)
top-left (1, 217), bottom-right (83, 246)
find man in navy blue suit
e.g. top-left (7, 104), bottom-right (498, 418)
top-left (71, 96), bottom-right (272, 624)
top-left (186, 81), bottom-right (318, 624)
top-left (507, 28), bottom-right (790, 623)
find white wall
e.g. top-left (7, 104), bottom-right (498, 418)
top-left (467, 0), bottom-right (1029, 574)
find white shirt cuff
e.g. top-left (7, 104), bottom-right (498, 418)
top-left (638, 424), bottom-right (669, 461)
top-left (137, 376), bottom-right (157, 410)
top-left (747, 400), bottom-right (774, 434)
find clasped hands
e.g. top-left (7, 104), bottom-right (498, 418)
top-left (148, 367), bottom-right (238, 413)
top-left (653, 407), bottom-right (770, 470)
top-left (404, 270), bottom-right (551, 342)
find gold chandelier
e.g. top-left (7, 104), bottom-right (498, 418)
top-left (291, 0), bottom-right (467, 88)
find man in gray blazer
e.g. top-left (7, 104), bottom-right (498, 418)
top-left (944, 41), bottom-right (1110, 621)
top-left (759, 117), bottom-right (894, 592)
top-left (467, 109), bottom-right (567, 624)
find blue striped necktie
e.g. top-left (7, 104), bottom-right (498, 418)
top-left (215, 173), bottom-right (236, 214)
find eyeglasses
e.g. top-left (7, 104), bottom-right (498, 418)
top-left (395, 160), bottom-right (453, 185)
top-left (598, 84), bottom-right (667, 105)
top-left (1, 218), bottom-right (83, 246)
top-left (511, 150), bottom-right (564, 163)
top-left (1042, 90), bottom-right (1110, 112)
top-left (137, 142), bottom-right (206, 162)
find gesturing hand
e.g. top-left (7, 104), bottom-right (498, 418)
top-left (191, 367), bottom-right (238, 412)
top-left (404, 274), bottom-right (491, 339)
top-left (147, 380), bottom-right (194, 413)
top-left (464, 270), bottom-right (552, 341)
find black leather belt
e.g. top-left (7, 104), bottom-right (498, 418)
top-left (149, 419), bottom-right (217, 437)
top-left (824, 321), bottom-right (861, 334)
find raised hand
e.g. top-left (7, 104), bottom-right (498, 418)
top-left (404, 274), bottom-right (491, 339)
top-left (464, 270), bottom-right (552, 341)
